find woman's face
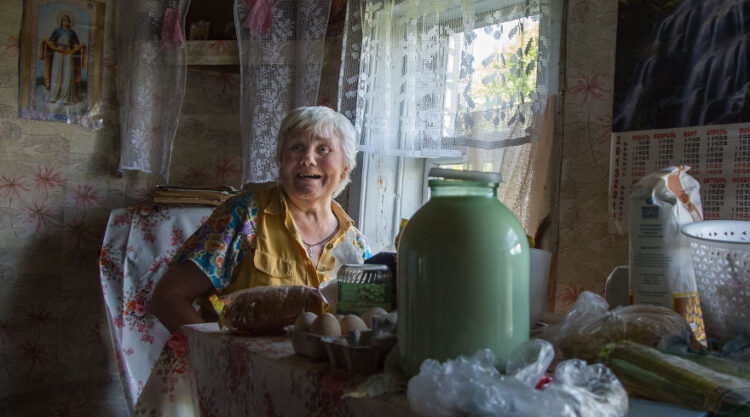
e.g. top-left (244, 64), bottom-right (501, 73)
top-left (279, 130), bottom-right (349, 206)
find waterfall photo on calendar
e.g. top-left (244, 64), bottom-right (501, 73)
top-left (612, 0), bottom-right (750, 133)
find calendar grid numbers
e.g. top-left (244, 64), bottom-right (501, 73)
top-left (610, 123), bottom-right (750, 232)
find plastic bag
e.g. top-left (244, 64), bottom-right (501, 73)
top-left (406, 339), bottom-right (628, 417)
top-left (603, 340), bottom-right (750, 416)
top-left (541, 291), bottom-right (690, 363)
top-left (628, 166), bottom-right (706, 346)
top-left (720, 333), bottom-right (750, 360)
top-left (659, 333), bottom-right (750, 380)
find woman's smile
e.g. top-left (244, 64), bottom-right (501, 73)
top-left (296, 172), bottom-right (322, 180)
top-left (280, 132), bottom-right (349, 205)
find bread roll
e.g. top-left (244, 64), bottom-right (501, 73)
top-left (218, 285), bottom-right (323, 335)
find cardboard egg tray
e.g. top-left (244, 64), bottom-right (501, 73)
top-left (322, 336), bottom-right (394, 374)
top-left (284, 325), bottom-right (328, 359)
top-left (284, 326), bottom-right (394, 373)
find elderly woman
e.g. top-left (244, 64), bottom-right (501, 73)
top-left (151, 106), bottom-right (372, 333)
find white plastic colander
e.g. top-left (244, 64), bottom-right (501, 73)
top-left (681, 220), bottom-right (750, 343)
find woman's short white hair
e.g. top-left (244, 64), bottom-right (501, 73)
top-left (276, 106), bottom-right (357, 197)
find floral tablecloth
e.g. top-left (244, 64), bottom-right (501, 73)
top-left (98, 205), bottom-right (215, 409)
top-left (134, 323), bottom-right (418, 417)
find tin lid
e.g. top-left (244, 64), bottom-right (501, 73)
top-left (428, 168), bottom-right (503, 184)
top-left (339, 263), bottom-right (390, 271)
top-left (337, 263), bottom-right (392, 283)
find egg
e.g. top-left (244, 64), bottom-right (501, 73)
top-left (339, 314), bottom-right (368, 335)
top-left (360, 307), bottom-right (387, 328)
top-left (310, 313), bottom-right (342, 336)
top-left (293, 311), bottom-right (318, 332)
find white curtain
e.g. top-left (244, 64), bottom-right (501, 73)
top-left (234, 0), bottom-right (332, 184)
top-left (494, 95), bottom-right (558, 235)
top-left (339, 0), bottom-right (560, 163)
top-left (117, 0), bottom-right (331, 184)
top-left (117, 0), bottom-right (191, 181)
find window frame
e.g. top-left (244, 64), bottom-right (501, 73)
top-left (346, 0), bottom-right (564, 252)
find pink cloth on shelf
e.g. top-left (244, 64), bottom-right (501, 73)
top-left (243, 0), bottom-right (273, 36)
top-left (161, 7), bottom-right (185, 49)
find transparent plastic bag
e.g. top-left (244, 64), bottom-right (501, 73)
top-left (628, 166), bottom-right (707, 346)
top-left (603, 340), bottom-right (750, 416)
top-left (406, 339), bottom-right (628, 417)
top-left (541, 291), bottom-right (690, 363)
top-left (659, 333), bottom-right (750, 380)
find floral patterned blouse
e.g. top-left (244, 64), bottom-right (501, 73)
top-left (174, 186), bottom-right (372, 295)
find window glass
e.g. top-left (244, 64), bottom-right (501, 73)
top-left (343, 0), bottom-right (563, 248)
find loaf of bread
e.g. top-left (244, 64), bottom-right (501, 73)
top-left (218, 285), bottom-right (324, 335)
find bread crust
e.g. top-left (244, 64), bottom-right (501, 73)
top-left (218, 285), bottom-right (324, 335)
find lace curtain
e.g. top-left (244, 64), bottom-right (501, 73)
top-left (339, 0), bottom-right (559, 160)
top-left (234, 0), bottom-right (332, 184)
top-left (117, 0), bottom-right (190, 180)
top-left (494, 95), bottom-right (557, 235)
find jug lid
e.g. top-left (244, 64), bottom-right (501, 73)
top-left (428, 168), bottom-right (503, 184)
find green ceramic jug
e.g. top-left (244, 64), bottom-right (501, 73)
top-left (397, 168), bottom-right (530, 377)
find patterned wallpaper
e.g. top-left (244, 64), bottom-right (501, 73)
top-left (555, 0), bottom-right (627, 311)
top-left (0, 0), bottom-right (625, 414)
top-left (1, 1), bottom-right (129, 415)
top-left (0, 0), bottom-right (244, 414)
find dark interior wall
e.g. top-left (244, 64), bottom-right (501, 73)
top-left (0, 0), bottom-right (346, 414)
top-left (0, 0), bottom-right (627, 414)
top-left (0, 0), bottom-right (244, 414)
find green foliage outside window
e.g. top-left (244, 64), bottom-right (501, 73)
top-left (472, 19), bottom-right (539, 109)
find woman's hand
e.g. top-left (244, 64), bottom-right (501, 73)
top-left (150, 261), bottom-right (213, 333)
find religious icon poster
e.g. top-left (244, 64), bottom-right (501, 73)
top-left (19, 0), bottom-right (105, 129)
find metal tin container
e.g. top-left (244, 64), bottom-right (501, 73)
top-left (336, 264), bottom-right (394, 315)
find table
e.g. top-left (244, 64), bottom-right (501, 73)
top-left (100, 207), bottom-right (710, 417)
top-left (134, 323), bottom-right (417, 417)
top-left (99, 205), bottom-right (215, 409)
top-left (131, 323), bottom-right (710, 417)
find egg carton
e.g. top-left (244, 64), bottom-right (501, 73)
top-left (284, 325), bottom-right (327, 359)
top-left (321, 332), bottom-right (395, 374)
top-left (284, 325), bottom-right (395, 373)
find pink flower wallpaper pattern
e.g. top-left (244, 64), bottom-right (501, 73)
top-left (0, 0), bottom-right (630, 413)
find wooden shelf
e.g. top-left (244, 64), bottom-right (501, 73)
top-left (186, 40), bottom-right (239, 66)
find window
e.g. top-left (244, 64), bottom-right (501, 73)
top-left (340, 0), bottom-right (563, 251)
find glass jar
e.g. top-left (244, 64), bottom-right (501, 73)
top-left (337, 264), bottom-right (394, 315)
top-left (397, 168), bottom-right (529, 377)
